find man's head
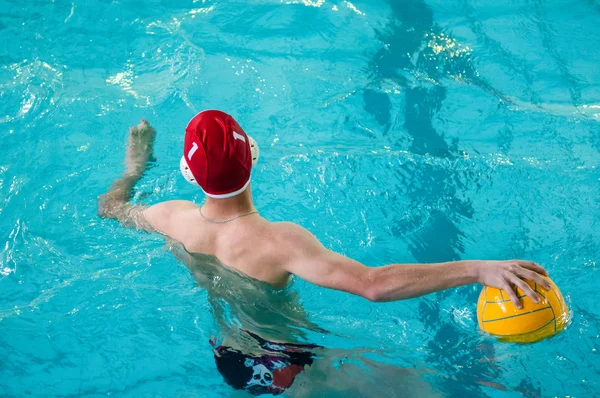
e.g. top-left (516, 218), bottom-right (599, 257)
top-left (180, 110), bottom-right (259, 198)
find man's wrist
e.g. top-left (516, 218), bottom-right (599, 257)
top-left (464, 260), bottom-right (484, 285)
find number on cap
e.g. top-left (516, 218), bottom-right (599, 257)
top-left (233, 131), bottom-right (246, 143)
top-left (188, 142), bottom-right (199, 160)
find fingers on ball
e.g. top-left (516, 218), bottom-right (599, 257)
top-left (503, 282), bottom-right (522, 308)
top-left (510, 275), bottom-right (540, 303)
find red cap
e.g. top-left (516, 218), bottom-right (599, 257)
top-left (180, 110), bottom-right (252, 198)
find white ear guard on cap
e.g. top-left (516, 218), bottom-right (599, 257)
top-left (248, 135), bottom-right (260, 166)
top-left (180, 135), bottom-right (260, 186)
top-left (180, 155), bottom-right (199, 186)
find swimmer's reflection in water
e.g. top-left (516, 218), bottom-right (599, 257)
top-left (98, 113), bottom-right (551, 395)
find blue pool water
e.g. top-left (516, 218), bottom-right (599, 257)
top-left (1, 0), bottom-right (599, 396)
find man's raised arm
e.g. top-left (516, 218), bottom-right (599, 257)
top-left (97, 119), bottom-right (157, 231)
top-left (276, 223), bottom-right (551, 308)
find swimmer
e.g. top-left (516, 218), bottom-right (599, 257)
top-left (98, 110), bottom-right (551, 395)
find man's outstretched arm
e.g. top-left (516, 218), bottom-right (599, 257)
top-left (98, 119), bottom-right (157, 231)
top-left (276, 223), bottom-right (551, 309)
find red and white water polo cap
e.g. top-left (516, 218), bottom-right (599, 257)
top-left (180, 110), bottom-right (259, 198)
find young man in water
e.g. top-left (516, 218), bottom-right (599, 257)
top-left (99, 110), bottom-right (551, 395)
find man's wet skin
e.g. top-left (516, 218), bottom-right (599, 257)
top-left (98, 111), bottom-right (551, 395)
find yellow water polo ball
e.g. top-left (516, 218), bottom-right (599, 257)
top-left (477, 276), bottom-right (569, 343)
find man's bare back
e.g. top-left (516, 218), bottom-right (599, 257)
top-left (144, 199), bottom-right (299, 288)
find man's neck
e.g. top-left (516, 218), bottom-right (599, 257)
top-left (201, 186), bottom-right (257, 220)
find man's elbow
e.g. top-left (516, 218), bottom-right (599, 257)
top-left (362, 288), bottom-right (381, 302)
top-left (97, 204), bottom-right (112, 219)
top-left (363, 287), bottom-right (387, 302)
top-left (97, 196), bottom-right (118, 219)
top-left (359, 270), bottom-right (385, 302)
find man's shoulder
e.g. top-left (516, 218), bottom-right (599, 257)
top-left (144, 200), bottom-right (197, 216)
top-left (142, 200), bottom-right (198, 236)
top-left (266, 222), bottom-right (321, 249)
top-left (268, 221), bottom-right (309, 237)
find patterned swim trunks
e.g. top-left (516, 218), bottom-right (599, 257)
top-left (212, 330), bottom-right (319, 396)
